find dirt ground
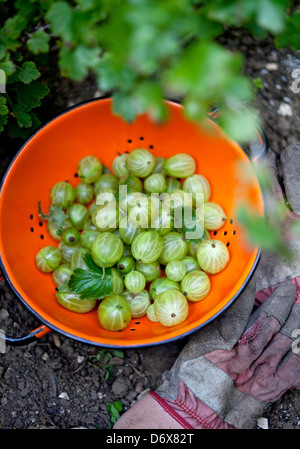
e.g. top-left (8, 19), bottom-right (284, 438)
top-left (0, 32), bottom-right (299, 430)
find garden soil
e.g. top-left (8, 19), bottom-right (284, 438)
top-left (0, 32), bottom-right (299, 430)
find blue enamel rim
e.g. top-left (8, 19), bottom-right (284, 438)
top-left (0, 97), bottom-right (266, 347)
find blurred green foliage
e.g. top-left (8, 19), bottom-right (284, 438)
top-left (0, 0), bottom-right (299, 140)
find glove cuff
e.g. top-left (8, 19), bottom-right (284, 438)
top-left (150, 380), bottom-right (235, 429)
top-left (149, 391), bottom-right (194, 429)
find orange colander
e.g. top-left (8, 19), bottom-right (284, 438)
top-left (0, 98), bottom-right (265, 348)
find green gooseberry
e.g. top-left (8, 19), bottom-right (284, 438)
top-left (118, 224), bottom-right (141, 245)
top-left (89, 201), bottom-right (98, 215)
top-left (91, 203), bottom-right (119, 232)
top-left (122, 290), bottom-right (151, 318)
top-left (58, 241), bottom-right (81, 263)
top-left (131, 230), bottom-right (163, 264)
top-left (52, 264), bottom-right (73, 286)
top-left (111, 268), bottom-right (125, 295)
top-left (151, 207), bottom-right (174, 236)
top-left (146, 304), bottom-right (159, 322)
top-left (124, 270), bottom-right (146, 294)
top-left (165, 260), bottom-right (186, 282)
top-left (94, 173), bottom-right (119, 196)
top-left (80, 229), bottom-right (100, 250)
top-left (118, 175), bottom-right (143, 193)
top-left (180, 256), bottom-right (200, 273)
top-left (98, 295), bottom-right (131, 331)
top-left (50, 182), bottom-right (76, 209)
top-left (91, 232), bottom-right (123, 268)
top-left (152, 157), bottom-right (166, 175)
top-left (112, 153), bottom-right (129, 178)
top-left (126, 148), bottom-right (155, 178)
top-left (165, 153), bottom-right (196, 178)
top-left (77, 155), bottom-right (103, 184)
top-left (83, 218), bottom-right (97, 231)
top-left (158, 232), bottom-right (188, 265)
top-left (67, 203), bottom-right (90, 230)
top-left (135, 260), bottom-right (161, 282)
top-left (47, 217), bottom-right (72, 241)
top-left (149, 277), bottom-right (180, 300)
top-left (117, 256), bottom-right (136, 274)
top-left (181, 270), bottom-right (211, 302)
top-left (35, 246), bottom-right (61, 273)
top-left (153, 290), bottom-right (188, 327)
top-left (165, 177), bottom-right (181, 193)
top-left (183, 174), bottom-right (211, 204)
top-left (144, 173), bottom-right (167, 194)
top-left (75, 182), bottom-right (95, 204)
top-left (56, 292), bottom-right (96, 313)
top-left (61, 227), bottom-right (81, 246)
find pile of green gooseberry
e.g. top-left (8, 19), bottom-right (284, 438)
top-left (35, 149), bottom-right (230, 331)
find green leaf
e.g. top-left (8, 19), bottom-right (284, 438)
top-left (111, 349), bottom-right (124, 358)
top-left (0, 58), bottom-right (15, 76)
top-left (218, 107), bottom-right (258, 143)
top-left (107, 401), bottom-right (123, 428)
top-left (12, 103), bottom-right (32, 128)
top-left (68, 254), bottom-right (113, 300)
top-left (112, 91), bottom-right (142, 123)
top-left (0, 44), bottom-right (6, 60)
top-left (46, 1), bottom-right (73, 42)
top-left (16, 81), bottom-right (49, 110)
top-left (82, 252), bottom-right (103, 272)
top-left (0, 96), bottom-right (8, 116)
top-left (256, 0), bottom-right (286, 34)
top-left (38, 202), bottom-right (68, 229)
top-left (253, 76), bottom-right (264, 91)
top-left (134, 81), bottom-right (167, 122)
top-left (0, 113), bottom-right (8, 133)
top-left (59, 45), bottom-right (100, 81)
top-left (165, 41), bottom-right (244, 99)
top-left (113, 401), bottom-right (123, 413)
top-left (14, 0), bottom-right (39, 21)
top-left (236, 205), bottom-right (288, 255)
top-left (275, 11), bottom-right (300, 50)
top-left (27, 30), bottom-right (50, 54)
top-left (3, 15), bottom-right (27, 40)
top-left (7, 113), bottom-right (41, 138)
top-left (18, 61), bottom-right (40, 84)
top-left (95, 54), bottom-right (136, 92)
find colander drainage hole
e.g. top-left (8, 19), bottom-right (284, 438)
top-left (30, 227), bottom-right (34, 232)
top-left (224, 231), bottom-right (227, 236)
top-left (226, 242), bottom-right (230, 247)
top-left (30, 214), bottom-right (33, 220)
top-left (139, 136), bottom-right (144, 141)
top-left (233, 230), bottom-right (236, 235)
top-left (127, 139), bottom-right (132, 143)
top-left (40, 234), bottom-right (44, 240)
top-left (213, 231), bottom-right (217, 236)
